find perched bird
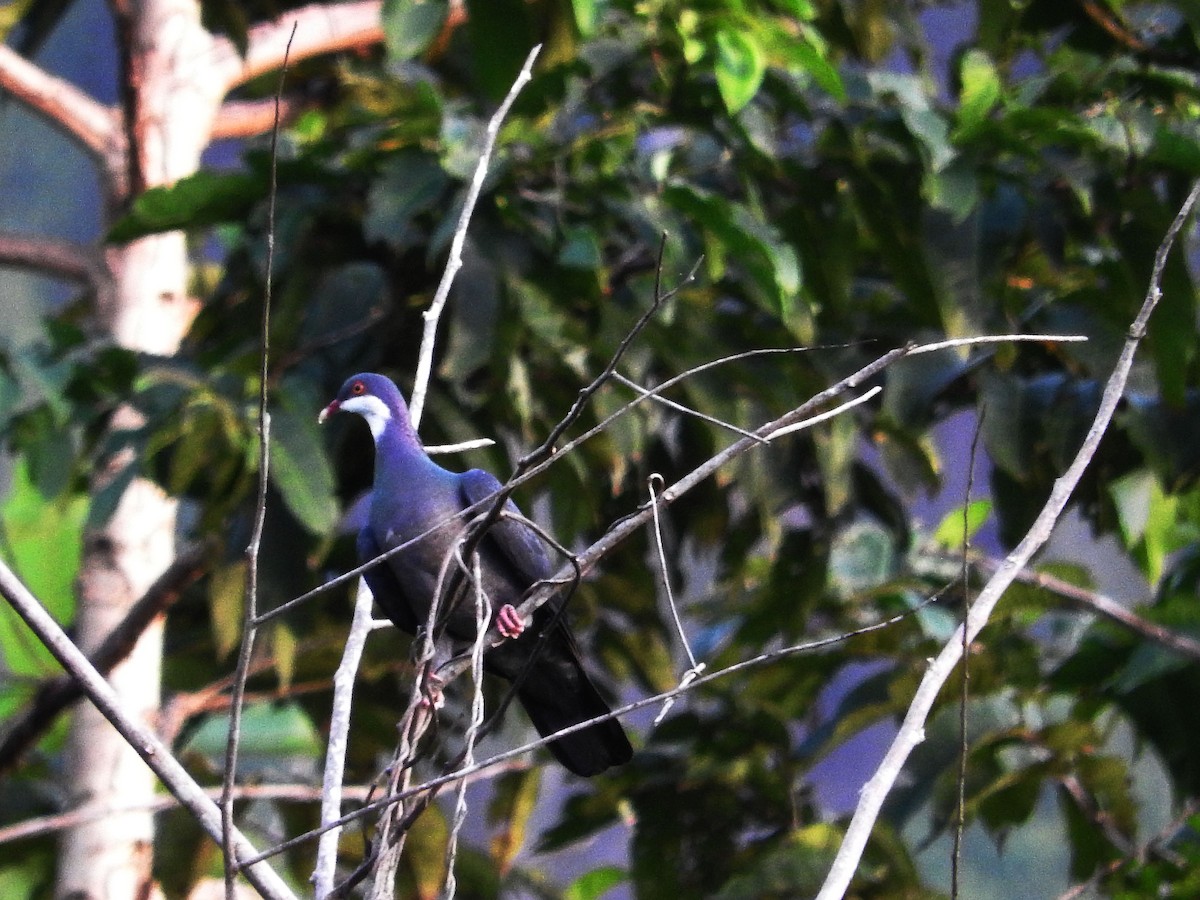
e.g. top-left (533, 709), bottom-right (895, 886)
top-left (320, 373), bottom-right (632, 776)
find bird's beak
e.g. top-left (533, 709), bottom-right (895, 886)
top-left (317, 400), bottom-right (339, 424)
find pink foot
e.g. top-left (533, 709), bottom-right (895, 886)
top-left (419, 675), bottom-right (445, 711)
top-left (497, 604), bottom-right (526, 639)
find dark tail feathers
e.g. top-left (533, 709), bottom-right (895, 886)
top-left (516, 668), bottom-right (632, 777)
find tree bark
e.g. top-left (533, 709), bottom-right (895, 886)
top-left (57, 1), bottom-right (214, 896)
top-left (0, 2), bottom-right (388, 894)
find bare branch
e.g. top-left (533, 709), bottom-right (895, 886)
top-left (212, 95), bottom-right (308, 140)
top-left (981, 556), bottom-right (1200, 663)
top-left (0, 546), bottom-right (207, 776)
top-left (647, 472), bottom-right (704, 726)
top-left (0, 559), bottom-right (296, 900)
top-left (0, 230), bottom-right (112, 298)
top-left (408, 43), bottom-right (543, 428)
top-left (1056, 797), bottom-right (1200, 900)
top-left (213, 1), bottom-right (384, 93)
top-left (259, 333), bottom-right (1082, 627)
top-left (0, 43), bottom-right (119, 159)
top-left (313, 579), bottom-right (375, 898)
top-left (0, 782), bottom-right (375, 846)
top-left (814, 181), bottom-right (1200, 900)
top-left (238, 590), bottom-right (946, 868)
top-left (224, 35), bottom-right (293, 896)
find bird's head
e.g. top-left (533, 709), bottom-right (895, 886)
top-left (318, 373), bottom-right (410, 440)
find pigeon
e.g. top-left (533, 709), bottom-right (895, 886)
top-left (320, 373), bottom-right (632, 776)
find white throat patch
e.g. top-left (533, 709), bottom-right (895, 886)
top-left (339, 395), bottom-right (393, 440)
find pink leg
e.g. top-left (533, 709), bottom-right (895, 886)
top-left (497, 604), bottom-right (526, 639)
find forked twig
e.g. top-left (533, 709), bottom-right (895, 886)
top-left (408, 44), bottom-right (543, 429)
top-left (814, 180), bottom-right (1200, 900)
top-left (237, 583), bottom-right (957, 869)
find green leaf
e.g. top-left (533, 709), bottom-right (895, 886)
top-left (208, 561), bottom-right (245, 661)
top-left (1110, 469), bottom-right (1181, 585)
top-left (269, 382), bottom-right (340, 535)
top-left (956, 48), bottom-right (1002, 135)
top-left (788, 29), bottom-right (845, 101)
top-left (107, 171), bottom-right (261, 242)
top-left (487, 768), bottom-right (543, 874)
top-left (183, 700), bottom-right (322, 760)
top-left (933, 499), bottom-right (993, 550)
top-left (564, 866), bottom-right (627, 900)
top-left (364, 152), bottom-right (449, 250)
top-left (570, 0), bottom-right (598, 37)
top-left (381, 0), bottom-right (448, 62)
top-left (0, 460), bottom-right (86, 676)
top-left (272, 622), bottom-right (297, 690)
top-left (714, 28), bottom-right (765, 115)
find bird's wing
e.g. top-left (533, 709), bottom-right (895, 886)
top-left (458, 468), bottom-right (555, 586)
top-left (357, 525), bottom-right (422, 634)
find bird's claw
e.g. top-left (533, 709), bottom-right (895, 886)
top-left (419, 674), bottom-right (446, 711)
top-left (497, 604), bottom-right (525, 639)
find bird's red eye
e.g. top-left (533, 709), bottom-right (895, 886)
top-left (351, 381), bottom-right (365, 395)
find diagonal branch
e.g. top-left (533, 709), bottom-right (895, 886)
top-left (0, 230), bottom-right (113, 303)
top-left (0, 43), bottom-right (120, 160)
top-left (407, 42), bottom-right (542, 428)
top-left (212, 1), bottom-right (384, 93)
top-left (0, 546), bottom-right (207, 776)
top-left (813, 180), bottom-right (1200, 900)
top-left (239, 589), bottom-right (948, 869)
top-left (212, 95), bottom-right (308, 139)
top-left (0, 558), bottom-right (296, 900)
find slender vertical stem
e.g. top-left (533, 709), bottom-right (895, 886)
top-left (951, 407), bottom-right (985, 898)
top-left (221, 26), bottom-right (294, 897)
top-left (313, 579), bottom-right (376, 898)
top-left (408, 44), bottom-right (543, 429)
top-left (815, 180), bottom-right (1200, 900)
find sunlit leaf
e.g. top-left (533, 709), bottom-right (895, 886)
top-left (0, 460), bottom-right (86, 676)
top-left (182, 701), bottom-right (322, 760)
top-left (208, 561), bottom-right (245, 661)
top-left (714, 28), bottom-right (765, 114)
top-left (932, 499), bottom-right (993, 550)
top-left (565, 865), bottom-right (627, 900)
top-left (107, 171), bottom-right (261, 242)
top-left (956, 48), bottom-right (1002, 135)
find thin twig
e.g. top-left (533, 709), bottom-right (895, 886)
top-left (442, 553), bottom-right (490, 900)
top-left (611, 372), bottom-right (767, 442)
top-left (0, 783), bottom-right (375, 846)
top-left (978, 556), bottom-right (1200, 663)
top-left (1055, 797), bottom-right (1200, 900)
top-left (814, 181), bottom-right (1200, 900)
top-left (647, 473), bottom-right (704, 727)
top-left (0, 546), bottom-right (207, 775)
top-left (408, 43), bottom-right (543, 429)
top-left (222, 30), bottom-right (293, 897)
top-left (313, 579), bottom-right (375, 899)
top-left (951, 406), bottom-right (985, 898)
top-left (517, 237), bottom-right (693, 471)
top-left (0, 560), bottom-right (296, 900)
top-left (237, 585), bottom-right (950, 867)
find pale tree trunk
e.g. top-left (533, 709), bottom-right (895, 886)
top-left (57, 2), bottom-right (216, 896)
top-left (0, 2), bottom-right (384, 895)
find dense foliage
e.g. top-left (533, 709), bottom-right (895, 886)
top-left (5, 1), bottom-right (1200, 896)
